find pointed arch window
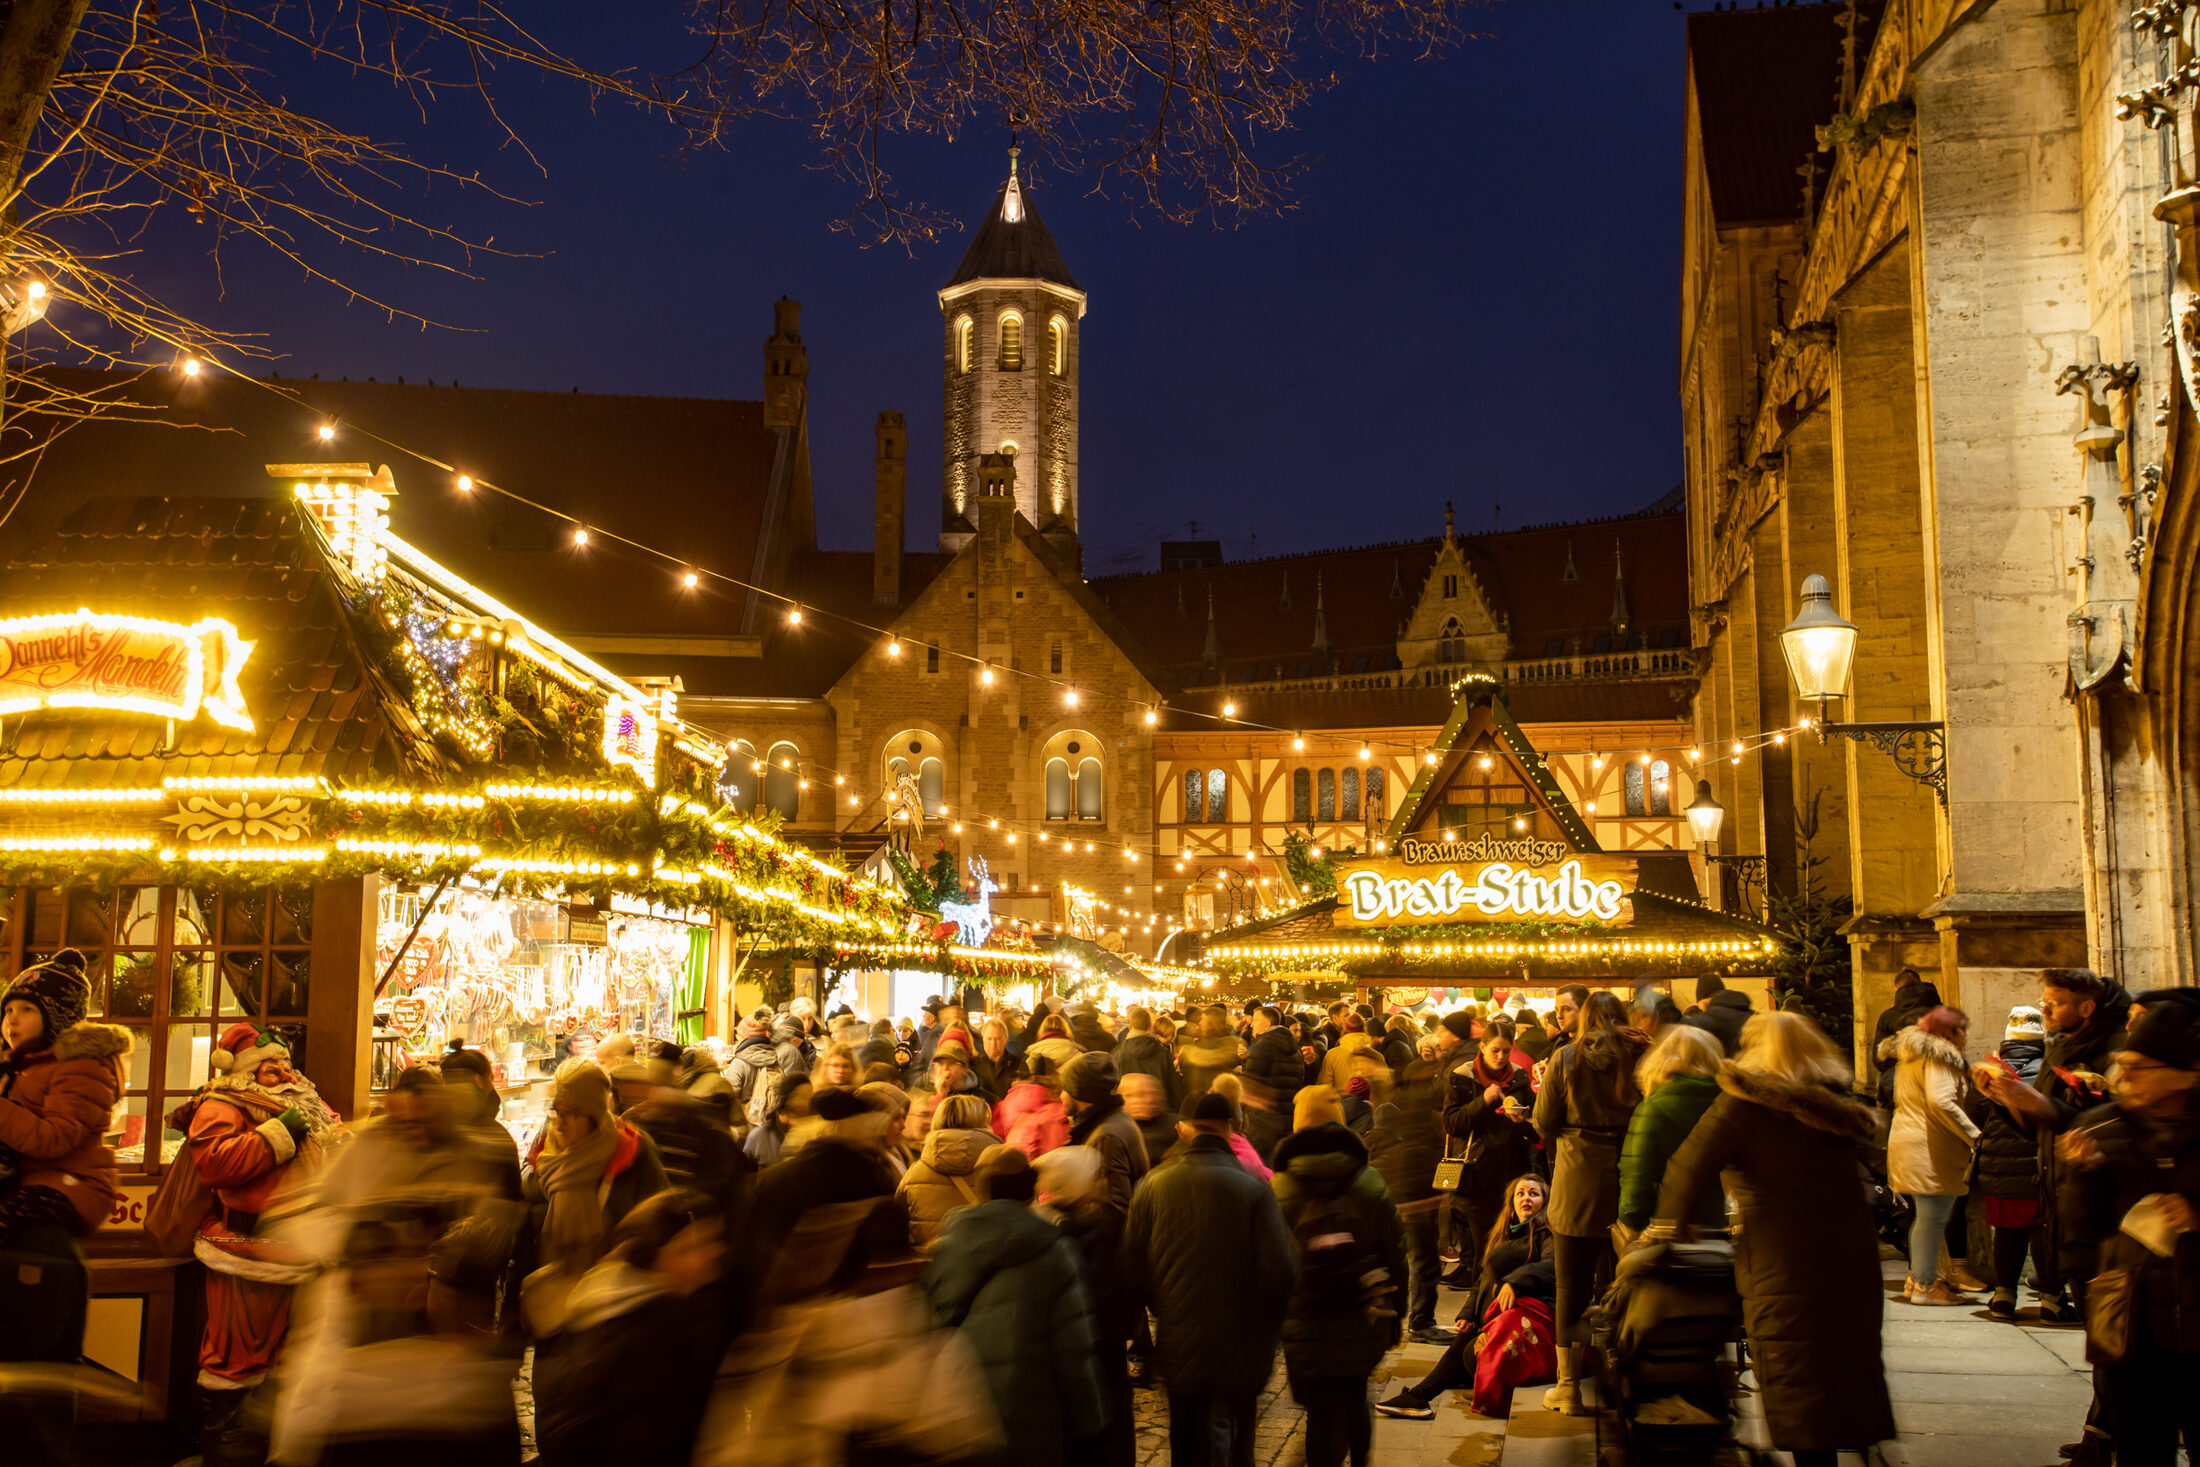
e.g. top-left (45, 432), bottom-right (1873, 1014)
top-left (1048, 317), bottom-right (1068, 375)
top-left (1292, 768), bottom-right (1312, 824)
top-left (1317, 769), bottom-right (1336, 821)
top-left (1183, 769), bottom-right (1205, 823)
top-left (765, 741), bottom-right (801, 820)
top-left (1365, 768), bottom-right (1385, 820)
top-left (1046, 758), bottom-right (1072, 820)
top-left (955, 318), bottom-right (974, 375)
top-left (1341, 768), bottom-right (1360, 820)
top-left (1207, 769), bottom-right (1228, 822)
top-left (722, 742), bottom-right (759, 814)
top-left (1439, 617), bottom-right (1466, 664)
top-left (997, 313), bottom-right (1023, 371)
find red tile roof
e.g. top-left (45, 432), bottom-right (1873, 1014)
top-left (1687, 2), bottom-right (1868, 227)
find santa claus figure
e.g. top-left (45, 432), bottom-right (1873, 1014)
top-left (166, 1022), bottom-right (342, 1467)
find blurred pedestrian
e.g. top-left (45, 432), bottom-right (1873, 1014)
top-left (924, 1147), bottom-right (1107, 1467)
top-left (1176, 1007), bottom-right (1243, 1104)
top-left (1681, 975), bottom-right (1752, 1055)
top-left (1119, 1072), bottom-right (1179, 1168)
top-left (1367, 1045), bottom-right (1447, 1342)
top-left (812, 1042), bottom-right (860, 1093)
top-left (996, 1054), bottom-right (1072, 1156)
top-left (521, 1062), bottom-right (669, 1306)
top-left (1616, 1024), bottom-right (1725, 1239)
top-left (1244, 1005), bottom-right (1305, 1161)
top-left (1205, 1074), bottom-right (1273, 1180)
top-left (742, 1071), bottom-right (811, 1169)
top-left (1124, 1092), bottom-right (1296, 1467)
top-left (1652, 1011), bottom-right (1895, 1467)
top-left (898, 1092), bottom-right (998, 1248)
top-left (1115, 1006), bottom-right (1181, 1108)
top-left (676, 1043), bottom-right (738, 1128)
top-left (1029, 1013), bottom-right (1085, 1071)
top-left (1883, 1005), bottom-right (1982, 1303)
top-left (1272, 1087), bottom-right (1404, 1467)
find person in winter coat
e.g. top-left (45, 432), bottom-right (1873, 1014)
top-left (995, 1056), bottom-right (1073, 1156)
top-left (854, 1019), bottom-right (902, 1076)
top-left (1881, 1006), bottom-right (1982, 1304)
top-left (0, 948), bottom-right (131, 1245)
top-left (532, 1189), bottom-right (730, 1467)
top-left (1367, 1054), bottom-right (1448, 1342)
top-left (1651, 1012), bottom-right (1896, 1467)
top-left (1067, 1003), bottom-right (1118, 1056)
top-left (1123, 1092), bottom-right (1296, 1467)
top-left (1111, 1006), bottom-right (1178, 1109)
top-left (1242, 1006), bottom-right (1306, 1161)
top-left (1060, 1049), bottom-right (1149, 1465)
top-left (1270, 1092), bottom-right (1405, 1467)
top-left (1380, 1016), bottom-right (1417, 1076)
top-left (676, 1046), bottom-right (738, 1129)
top-left (970, 1019), bottom-right (1026, 1104)
top-left (1442, 1020), bottom-right (1536, 1284)
top-left (1315, 1016), bottom-right (1386, 1099)
top-left (1616, 1024), bottom-right (1726, 1236)
top-left (1205, 1074), bottom-right (1274, 1180)
top-left (1680, 975), bottom-right (1753, 1056)
top-left (2056, 1001), bottom-right (2200, 1466)
top-left (1530, 990), bottom-right (1648, 1413)
top-left (897, 1093), bottom-right (998, 1248)
top-left (1514, 1011), bottom-right (1553, 1063)
top-left (741, 1071), bottom-right (811, 1169)
top-left (522, 1061), bottom-right (671, 1281)
top-left (723, 1014), bottom-right (783, 1140)
top-left (1376, 1172), bottom-right (1557, 1420)
top-left (924, 1147), bottom-right (1107, 1467)
top-left (744, 1087), bottom-right (910, 1294)
top-left (1870, 967), bottom-right (1942, 1108)
top-left (1119, 1072), bottom-right (1179, 1169)
top-left (1027, 1014), bottom-right (1086, 1073)
top-left (1967, 1005), bottom-right (2054, 1318)
top-left (1175, 1009), bottom-right (1243, 1104)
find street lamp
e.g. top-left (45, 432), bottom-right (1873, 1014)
top-left (1683, 780), bottom-right (1726, 848)
top-left (1780, 574), bottom-right (1947, 806)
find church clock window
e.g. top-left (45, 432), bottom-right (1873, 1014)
top-left (1048, 317), bottom-right (1067, 375)
top-left (1183, 770), bottom-right (1205, 823)
top-left (956, 318), bottom-right (974, 375)
top-left (1292, 768), bottom-right (1312, 825)
top-left (1341, 768), bottom-right (1359, 820)
top-left (1046, 758), bottom-right (1072, 821)
top-left (1207, 769), bottom-right (1228, 822)
top-left (997, 313), bottom-right (1023, 371)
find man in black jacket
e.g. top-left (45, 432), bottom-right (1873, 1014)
top-left (1682, 975), bottom-right (1752, 1055)
top-left (1124, 1093), bottom-right (1295, 1467)
top-left (1115, 1005), bottom-right (1181, 1107)
top-left (1241, 1006), bottom-right (1304, 1163)
top-left (1869, 967), bottom-right (1942, 1106)
top-left (1060, 1051), bottom-right (1148, 1467)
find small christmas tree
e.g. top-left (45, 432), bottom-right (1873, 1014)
top-left (926, 842), bottom-right (964, 905)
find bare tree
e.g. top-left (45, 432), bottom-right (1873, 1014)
top-left (681, 0), bottom-right (1484, 242)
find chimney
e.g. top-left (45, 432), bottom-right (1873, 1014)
top-left (874, 411), bottom-right (907, 604)
top-left (976, 448), bottom-right (1017, 542)
top-left (762, 297), bottom-right (807, 430)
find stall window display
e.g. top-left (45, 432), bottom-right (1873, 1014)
top-left (371, 884), bottom-right (704, 1099)
top-left (0, 881), bottom-right (313, 1175)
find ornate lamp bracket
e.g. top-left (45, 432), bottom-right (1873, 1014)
top-left (1813, 702), bottom-right (1948, 808)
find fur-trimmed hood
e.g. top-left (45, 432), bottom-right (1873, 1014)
top-left (1876, 1025), bottom-right (1967, 1073)
top-left (1717, 1062), bottom-right (1876, 1140)
top-left (53, 1020), bottom-right (134, 1063)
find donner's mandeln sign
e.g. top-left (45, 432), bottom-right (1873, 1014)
top-left (0, 609), bottom-right (255, 729)
top-left (1336, 841), bottom-right (1635, 927)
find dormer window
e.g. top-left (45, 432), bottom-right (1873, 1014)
top-left (997, 313), bottom-right (1023, 371)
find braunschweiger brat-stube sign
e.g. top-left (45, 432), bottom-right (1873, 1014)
top-left (1336, 842), bottom-right (1637, 928)
top-left (0, 609), bottom-right (255, 730)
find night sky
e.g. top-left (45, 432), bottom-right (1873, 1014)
top-left (112, 0), bottom-right (1698, 577)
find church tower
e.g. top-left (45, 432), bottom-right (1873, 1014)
top-left (938, 148), bottom-right (1086, 564)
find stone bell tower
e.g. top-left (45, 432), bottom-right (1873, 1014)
top-left (938, 148), bottom-right (1086, 565)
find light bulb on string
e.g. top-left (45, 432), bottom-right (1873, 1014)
top-left (317, 422), bottom-right (336, 442)
top-left (682, 571), bottom-right (699, 588)
top-left (980, 665), bottom-right (995, 687)
top-left (1144, 707), bottom-right (1158, 726)
top-left (182, 357), bottom-right (201, 377)
top-left (1222, 701), bottom-right (1237, 717)
top-left (787, 605), bottom-right (803, 626)
top-left (573, 527), bottom-right (590, 546)
top-left (1292, 733), bottom-right (1305, 752)
top-left (1358, 746), bottom-right (1371, 761)
top-left (1064, 688), bottom-right (1080, 708)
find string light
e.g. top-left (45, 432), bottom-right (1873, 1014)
top-left (1145, 708), bottom-right (1159, 726)
top-left (682, 571), bottom-right (699, 588)
top-left (573, 527), bottom-right (590, 546)
top-left (787, 605), bottom-right (803, 626)
top-left (317, 422), bottom-right (336, 442)
top-left (182, 357), bottom-right (201, 377)
top-left (888, 640), bottom-right (902, 657)
top-left (981, 665), bottom-right (995, 686)
top-left (1222, 701), bottom-right (1237, 717)
top-left (1065, 689), bottom-right (1080, 708)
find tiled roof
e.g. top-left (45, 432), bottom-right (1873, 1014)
top-left (691, 548), bottom-right (955, 698)
top-left (1, 367), bottom-right (790, 656)
top-left (0, 496), bottom-right (452, 789)
top-left (1091, 511), bottom-right (1693, 689)
top-left (1687, 1), bottom-right (1867, 226)
top-left (943, 165), bottom-right (1081, 291)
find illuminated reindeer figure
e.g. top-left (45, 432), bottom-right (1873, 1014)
top-left (938, 856), bottom-right (998, 947)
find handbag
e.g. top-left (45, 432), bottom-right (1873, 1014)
top-left (1432, 1135), bottom-right (1466, 1192)
top-left (2084, 1264), bottom-right (2138, 1366)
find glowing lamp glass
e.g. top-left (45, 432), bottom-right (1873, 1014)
top-left (1780, 574), bottom-right (1859, 702)
top-left (1684, 779), bottom-right (1727, 847)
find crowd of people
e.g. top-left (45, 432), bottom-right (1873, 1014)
top-left (2, 953), bottom-right (2198, 1467)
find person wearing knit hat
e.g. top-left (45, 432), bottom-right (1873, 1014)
top-left (1292, 1082), bottom-right (1346, 1133)
top-left (1438, 1010), bottom-right (1476, 1052)
top-left (523, 1059), bottom-right (669, 1279)
top-left (1970, 1005), bottom-right (2056, 1318)
top-left (2005, 1006), bottom-right (2046, 1042)
top-left (0, 948), bottom-right (133, 1249)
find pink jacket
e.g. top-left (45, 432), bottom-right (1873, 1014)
top-left (1227, 1131), bottom-right (1272, 1181)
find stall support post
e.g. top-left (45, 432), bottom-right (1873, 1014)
top-left (307, 874), bottom-right (380, 1122)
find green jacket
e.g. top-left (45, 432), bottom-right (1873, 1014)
top-left (1618, 1072), bottom-right (1725, 1232)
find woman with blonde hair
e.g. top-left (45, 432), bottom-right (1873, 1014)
top-left (1616, 1023), bottom-right (1727, 1237)
top-left (1879, 1005), bottom-right (1982, 1304)
top-left (1650, 1011), bottom-right (1894, 1467)
top-left (811, 1041), bottom-right (860, 1093)
top-left (1026, 1013), bottom-right (1084, 1072)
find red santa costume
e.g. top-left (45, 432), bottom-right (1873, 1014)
top-left (165, 1023), bottom-right (342, 1390)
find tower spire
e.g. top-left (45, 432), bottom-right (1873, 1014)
top-left (1311, 574), bottom-right (1330, 658)
top-left (1203, 584), bottom-right (1223, 666)
top-left (1610, 541), bottom-right (1634, 639)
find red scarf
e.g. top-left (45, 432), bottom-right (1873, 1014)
top-left (1472, 1054), bottom-right (1517, 1090)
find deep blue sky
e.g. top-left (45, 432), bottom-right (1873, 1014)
top-left (118, 0), bottom-right (1697, 577)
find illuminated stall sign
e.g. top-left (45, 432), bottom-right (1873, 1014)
top-left (0, 609), bottom-right (254, 730)
top-left (602, 694), bottom-right (658, 784)
top-left (1336, 849), bottom-right (1636, 928)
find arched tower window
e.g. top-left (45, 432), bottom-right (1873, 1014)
top-left (955, 317), bottom-right (974, 375)
top-left (1183, 769), bottom-right (1205, 823)
top-left (722, 741), bottom-right (759, 814)
top-left (1207, 769), bottom-right (1228, 822)
top-left (1043, 730), bottom-right (1100, 820)
top-left (764, 741), bottom-right (800, 820)
top-left (1048, 317), bottom-right (1067, 376)
top-left (918, 757), bottom-right (944, 818)
top-left (1292, 768), bottom-right (1312, 824)
top-left (1317, 769), bottom-right (1336, 821)
top-left (1077, 758), bottom-right (1103, 820)
top-left (1046, 758), bottom-right (1072, 821)
top-left (1341, 768), bottom-right (1360, 820)
top-left (997, 313), bottom-right (1023, 371)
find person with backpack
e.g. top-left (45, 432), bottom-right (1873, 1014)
top-left (1270, 1086), bottom-right (1405, 1467)
top-left (723, 1012), bottom-right (782, 1141)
